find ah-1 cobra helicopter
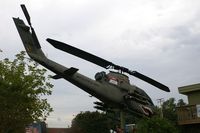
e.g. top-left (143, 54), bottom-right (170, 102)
top-left (13, 5), bottom-right (170, 118)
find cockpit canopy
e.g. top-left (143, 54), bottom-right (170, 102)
top-left (95, 71), bottom-right (130, 85)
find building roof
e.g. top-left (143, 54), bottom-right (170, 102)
top-left (178, 83), bottom-right (200, 95)
top-left (47, 128), bottom-right (71, 133)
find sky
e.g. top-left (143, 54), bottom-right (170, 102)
top-left (1, 0), bottom-right (200, 128)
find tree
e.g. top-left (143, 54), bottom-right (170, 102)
top-left (136, 116), bottom-right (178, 133)
top-left (0, 51), bottom-right (53, 132)
top-left (176, 99), bottom-right (186, 107)
top-left (162, 98), bottom-right (177, 125)
top-left (161, 98), bottom-right (186, 126)
top-left (71, 111), bottom-right (110, 133)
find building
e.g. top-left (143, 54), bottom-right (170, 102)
top-left (176, 83), bottom-right (200, 132)
top-left (26, 122), bottom-right (47, 133)
top-left (47, 128), bottom-right (71, 133)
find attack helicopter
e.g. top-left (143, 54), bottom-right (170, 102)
top-left (13, 5), bottom-right (170, 118)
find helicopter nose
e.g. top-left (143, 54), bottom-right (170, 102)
top-left (140, 105), bottom-right (153, 116)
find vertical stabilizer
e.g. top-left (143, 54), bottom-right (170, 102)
top-left (13, 4), bottom-right (46, 61)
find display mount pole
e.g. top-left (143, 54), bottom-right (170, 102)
top-left (120, 111), bottom-right (125, 133)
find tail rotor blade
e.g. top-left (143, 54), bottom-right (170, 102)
top-left (21, 4), bottom-right (31, 26)
top-left (31, 28), bottom-right (41, 49)
top-left (20, 4), bottom-right (41, 49)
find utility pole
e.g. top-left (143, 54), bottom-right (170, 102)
top-left (157, 98), bottom-right (164, 118)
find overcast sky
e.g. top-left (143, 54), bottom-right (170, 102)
top-left (1, 0), bottom-right (200, 128)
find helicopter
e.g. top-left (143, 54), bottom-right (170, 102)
top-left (13, 4), bottom-right (170, 118)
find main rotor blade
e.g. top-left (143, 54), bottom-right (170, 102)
top-left (129, 71), bottom-right (170, 92)
top-left (47, 38), bottom-right (170, 92)
top-left (47, 38), bottom-right (114, 69)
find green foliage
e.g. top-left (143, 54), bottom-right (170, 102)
top-left (162, 98), bottom-right (177, 125)
top-left (148, 98), bottom-right (187, 133)
top-left (176, 99), bottom-right (186, 107)
top-left (0, 51), bottom-right (53, 132)
top-left (71, 111), bottom-right (110, 133)
top-left (161, 98), bottom-right (187, 132)
top-left (136, 116), bottom-right (178, 133)
top-left (162, 98), bottom-right (186, 126)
